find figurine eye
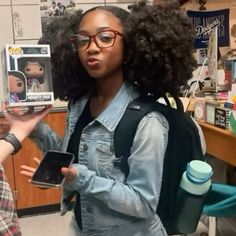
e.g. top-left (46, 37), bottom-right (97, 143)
top-left (39, 67), bottom-right (43, 71)
top-left (26, 67), bottom-right (31, 72)
top-left (17, 82), bottom-right (23, 87)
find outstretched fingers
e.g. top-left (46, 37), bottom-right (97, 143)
top-left (20, 165), bottom-right (36, 178)
top-left (20, 157), bottom-right (40, 178)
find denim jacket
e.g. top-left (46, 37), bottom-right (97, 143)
top-left (30, 82), bottom-right (169, 236)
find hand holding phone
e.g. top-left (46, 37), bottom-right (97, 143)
top-left (31, 150), bottom-right (74, 188)
top-left (61, 166), bottom-right (78, 184)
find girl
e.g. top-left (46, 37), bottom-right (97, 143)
top-left (20, 1), bottom-right (197, 235)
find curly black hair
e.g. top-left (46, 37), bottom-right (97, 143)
top-left (39, 10), bottom-right (88, 101)
top-left (39, 1), bottom-right (196, 102)
top-left (124, 0), bottom-right (197, 99)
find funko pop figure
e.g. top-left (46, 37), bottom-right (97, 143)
top-left (4, 44), bottom-right (54, 107)
top-left (8, 71), bottom-right (26, 103)
top-left (23, 61), bottom-right (45, 92)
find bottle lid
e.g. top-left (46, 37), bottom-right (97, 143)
top-left (186, 160), bottom-right (213, 184)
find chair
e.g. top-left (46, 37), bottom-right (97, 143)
top-left (202, 183), bottom-right (236, 236)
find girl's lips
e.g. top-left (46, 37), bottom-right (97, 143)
top-left (87, 58), bottom-right (100, 67)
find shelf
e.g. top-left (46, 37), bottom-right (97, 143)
top-left (198, 122), bottom-right (236, 166)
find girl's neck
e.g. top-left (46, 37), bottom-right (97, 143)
top-left (90, 71), bottom-right (124, 117)
top-left (94, 68), bottom-right (123, 98)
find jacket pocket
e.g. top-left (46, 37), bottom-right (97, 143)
top-left (96, 140), bottom-right (114, 176)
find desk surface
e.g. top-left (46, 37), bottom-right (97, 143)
top-left (199, 122), bottom-right (236, 166)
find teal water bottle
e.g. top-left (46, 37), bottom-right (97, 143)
top-left (174, 160), bottom-right (213, 233)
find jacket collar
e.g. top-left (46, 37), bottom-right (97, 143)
top-left (95, 82), bottom-right (139, 132)
top-left (69, 82), bottom-right (139, 133)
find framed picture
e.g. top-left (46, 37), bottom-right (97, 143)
top-left (40, 0), bottom-right (76, 33)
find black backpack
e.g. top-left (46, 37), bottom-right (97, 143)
top-left (114, 95), bottom-right (205, 235)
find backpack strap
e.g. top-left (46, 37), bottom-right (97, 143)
top-left (114, 96), bottom-right (155, 176)
top-left (162, 94), bottom-right (184, 112)
top-left (114, 95), bottom-right (182, 162)
top-left (172, 95), bottom-right (184, 112)
top-left (114, 95), bottom-right (184, 176)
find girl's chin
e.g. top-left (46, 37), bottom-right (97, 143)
top-left (87, 71), bottom-right (104, 79)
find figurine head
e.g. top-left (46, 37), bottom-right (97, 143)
top-left (23, 61), bottom-right (45, 83)
top-left (8, 71), bottom-right (26, 94)
top-left (8, 71), bottom-right (26, 101)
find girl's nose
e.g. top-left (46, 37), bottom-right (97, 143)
top-left (87, 38), bottom-right (100, 53)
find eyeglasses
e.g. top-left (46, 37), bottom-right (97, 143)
top-left (71, 30), bottom-right (123, 51)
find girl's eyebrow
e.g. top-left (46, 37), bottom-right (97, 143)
top-left (78, 26), bottom-right (113, 34)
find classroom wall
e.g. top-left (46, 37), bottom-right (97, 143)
top-left (0, 0), bottom-right (152, 49)
top-left (1, 0), bottom-right (236, 46)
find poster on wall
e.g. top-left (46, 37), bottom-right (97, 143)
top-left (12, 5), bottom-right (42, 40)
top-left (40, 0), bottom-right (76, 33)
top-left (187, 9), bottom-right (230, 49)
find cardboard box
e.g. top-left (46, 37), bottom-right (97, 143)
top-left (1, 44), bottom-right (54, 108)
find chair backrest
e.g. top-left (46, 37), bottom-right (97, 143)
top-left (203, 183), bottom-right (236, 217)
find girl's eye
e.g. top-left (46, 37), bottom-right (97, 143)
top-left (77, 36), bottom-right (89, 45)
top-left (26, 67), bottom-right (31, 72)
top-left (97, 32), bottom-right (114, 43)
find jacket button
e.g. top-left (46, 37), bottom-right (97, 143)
top-left (83, 144), bottom-right (88, 150)
top-left (86, 206), bottom-right (92, 213)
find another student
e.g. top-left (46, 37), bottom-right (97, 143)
top-left (19, 1), bottom-right (197, 235)
top-left (0, 105), bottom-right (51, 236)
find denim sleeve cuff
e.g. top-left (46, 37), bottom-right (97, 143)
top-left (63, 164), bottom-right (94, 192)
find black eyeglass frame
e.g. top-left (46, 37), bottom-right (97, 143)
top-left (70, 29), bottom-right (123, 51)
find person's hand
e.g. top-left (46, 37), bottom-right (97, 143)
top-left (21, 157), bottom-right (50, 189)
top-left (61, 167), bottom-right (77, 183)
top-left (1, 103), bottom-right (52, 142)
top-left (20, 157), bottom-right (40, 180)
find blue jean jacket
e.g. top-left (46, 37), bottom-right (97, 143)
top-left (30, 82), bottom-right (168, 236)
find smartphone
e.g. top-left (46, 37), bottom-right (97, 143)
top-left (31, 150), bottom-right (75, 188)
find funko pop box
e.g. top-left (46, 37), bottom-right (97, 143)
top-left (1, 44), bottom-right (54, 108)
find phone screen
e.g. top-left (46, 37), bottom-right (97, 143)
top-left (32, 150), bottom-right (74, 187)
